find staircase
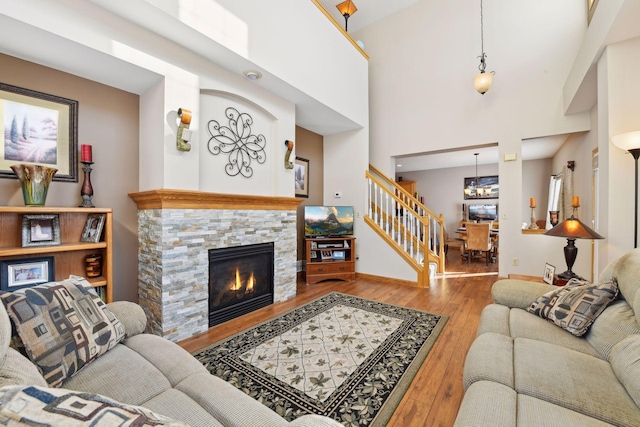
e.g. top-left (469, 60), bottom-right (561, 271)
top-left (365, 165), bottom-right (446, 287)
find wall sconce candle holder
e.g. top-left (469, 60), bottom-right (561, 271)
top-left (176, 108), bottom-right (192, 152)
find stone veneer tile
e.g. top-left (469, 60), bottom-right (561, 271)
top-left (137, 208), bottom-right (297, 342)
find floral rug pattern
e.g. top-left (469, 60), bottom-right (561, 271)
top-left (194, 292), bottom-right (447, 426)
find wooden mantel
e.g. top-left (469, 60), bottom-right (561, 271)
top-left (128, 189), bottom-right (303, 211)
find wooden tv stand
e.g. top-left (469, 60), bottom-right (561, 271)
top-left (305, 237), bottom-right (355, 285)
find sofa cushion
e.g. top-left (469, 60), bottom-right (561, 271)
top-left (509, 309), bottom-right (601, 357)
top-left (141, 388), bottom-right (224, 427)
top-left (0, 347), bottom-right (47, 387)
top-left (609, 334), bottom-right (640, 410)
top-left (453, 381), bottom-right (516, 427)
top-left (492, 279), bottom-right (557, 309)
top-left (0, 385), bottom-right (188, 426)
top-left (0, 276), bottom-right (125, 387)
top-left (612, 249), bottom-right (640, 323)
top-left (62, 343), bottom-right (172, 406)
top-left (585, 299), bottom-right (640, 360)
top-left (527, 278), bottom-right (619, 337)
top-left (514, 338), bottom-right (640, 427)
top-left (463, 332), bottom-right (514, 390)
top-left (518, 394), bottom-right (617, 427)
top-left (476, 304), bottom-right (510, 337)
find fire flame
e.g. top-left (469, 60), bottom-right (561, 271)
top-left (246, 272), bottom-right (255, 293)
top-left (231, 268), bottom-right (241, 291)
top-left (229, 268), bottom-right (256, 293)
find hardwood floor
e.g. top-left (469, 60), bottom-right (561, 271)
top-left (179, 254), bottom-right (499, 426)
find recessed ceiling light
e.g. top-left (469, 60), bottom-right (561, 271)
top-left (243, 70), bottom-right (262, 80)
top-left (397, 164), bottom-right (402, 167)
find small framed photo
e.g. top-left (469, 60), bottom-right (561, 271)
top-left (310, 250), bottom-right (318, 259)
top-left (332, 250), bottom-right (346, 260)
top-left (22, 214), bottom-right (61, 247)
top-left (1, 257), bottom-right (55, 291)
top-left (321, 250), bottom-right (332, 260)
top-left (81, 213), bottom-right (106, 243)
top-left (543, 263), bottom-right (556, 285)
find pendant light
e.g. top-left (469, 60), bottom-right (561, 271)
top-left (474, 0), bottom-right (495, 94)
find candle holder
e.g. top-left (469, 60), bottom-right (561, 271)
top-left (80, 162), bottom-right (95, 208)
top-left (529, 206), bottom-right (539, 230)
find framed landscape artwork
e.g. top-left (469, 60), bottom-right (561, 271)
top-left (0, 82), bottom-right (78, 182)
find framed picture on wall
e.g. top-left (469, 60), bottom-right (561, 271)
top-left (463, 175), bottom-right (499, 200)
top-left (0, 82), bottom-right (78, 182)
top-left (295, 156), bottom-right (309, 198)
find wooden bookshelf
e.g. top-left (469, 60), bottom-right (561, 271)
top-left (0, 207), bottom-right (113, 302)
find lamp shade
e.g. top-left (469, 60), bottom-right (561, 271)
top-left (336, 0), bottom-right (357, 16)
top-left (474, 72), bottom-right (493, 94)
top-left (612, 131), bottom-right (640, 151)
top-left (544, 216), bottom-right (604, 240)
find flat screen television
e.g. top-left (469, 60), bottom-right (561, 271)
top-left (304, 206), bottom-right (354, 237)
top-left (468, 204), bottom-right (498, 221)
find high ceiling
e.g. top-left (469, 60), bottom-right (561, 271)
top-left (318, 0), bottom-right (420, 34)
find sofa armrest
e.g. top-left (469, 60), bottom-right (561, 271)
top-left (107, 301), bottom-right (147, 337)
top-left (491, 279), bottom-right (556, 309)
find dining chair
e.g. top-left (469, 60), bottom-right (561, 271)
top-left (463, 222), bottom-right (493, 265)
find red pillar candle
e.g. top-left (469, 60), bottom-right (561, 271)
top-left (81, 144), bottom-right (93, 163)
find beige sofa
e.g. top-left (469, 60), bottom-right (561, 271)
top-left (455, 249), bottom-right (640, 427)
top-left (0, 295), bottom-right (341, 426)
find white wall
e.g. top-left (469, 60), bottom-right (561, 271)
top-left (0, 0), bottom-right (369, 200)
top-left (355, 0), bottom-right (592, 278)
top-left (602, 37), bottom-right (640, 264)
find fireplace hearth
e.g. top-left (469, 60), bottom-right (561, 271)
top-left (209, 243), bottom-right (274, 327)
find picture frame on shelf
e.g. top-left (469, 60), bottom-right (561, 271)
top-left (310, 250), bottom-right (318, 259)
top-left (543, 263), bottom-right (556, 285)
top-left (22, 214), bottom-right (61, 247)
top-left (321, 250), bottom-right (332, 260)
top-left (294, 156), bottom-right (309, 198)
top-left (0, 82), bottom-right (78, 182)
top-left (0, 256), bottom-right (55, 291)
top-left (81, 213), bottom-right (106, 243)
top-left (332, 250), bottom-right (346, 260)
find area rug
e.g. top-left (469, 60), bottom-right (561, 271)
top-left (193, 292), bottom-right (448, 426)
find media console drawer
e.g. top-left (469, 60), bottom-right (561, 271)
top-left (307, 262), bottom-right (353, 275)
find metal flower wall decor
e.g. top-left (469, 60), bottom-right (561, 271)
top-left (207, 107), bottom-right (266, 178)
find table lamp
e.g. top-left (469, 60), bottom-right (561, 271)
top-left (544, 210), bottom-right (604, 280)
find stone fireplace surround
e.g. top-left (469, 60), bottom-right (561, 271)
top-left (129, 189), bottom-right (302, 342)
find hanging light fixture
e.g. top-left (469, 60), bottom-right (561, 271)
top-left (336, 0), bottom-right (357, 32)
top-left (474, 0), bottom-right (495, 95)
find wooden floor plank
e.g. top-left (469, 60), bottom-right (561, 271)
top-left (178, 253), bottom-right (499, 424)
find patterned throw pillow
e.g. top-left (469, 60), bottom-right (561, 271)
top-left (0, 385), bottom-right (189, 426)
top-left (527, 278), bottom-right (619, 337)
top-left (0, 276), bottom-right (125, 387)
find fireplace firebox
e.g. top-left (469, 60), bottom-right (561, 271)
top-left (208, 243), bottom-right (274, 327)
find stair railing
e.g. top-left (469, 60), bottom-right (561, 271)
top-left (365, 165), bottom-right (446, 286)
